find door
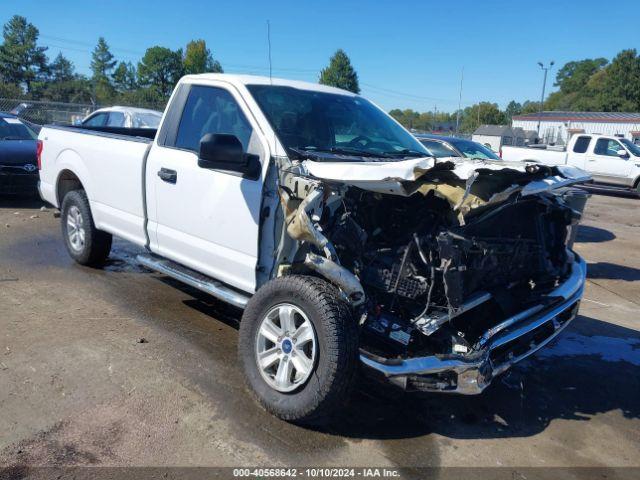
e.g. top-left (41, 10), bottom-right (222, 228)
top-left (586, 138), bottom-right (633, 185)
top-left (146, 83), bottom-right (267, 294)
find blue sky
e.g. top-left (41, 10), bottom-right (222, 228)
top-left (1, 0), bottom-right (638, 112)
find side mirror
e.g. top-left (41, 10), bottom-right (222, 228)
top-left (198, 133), bottom-right (260, 178)
top-left (617, 149), bottom-right (629, 158)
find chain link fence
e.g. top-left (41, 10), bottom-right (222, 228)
top-left (0, 98), bottom-right (99, 127)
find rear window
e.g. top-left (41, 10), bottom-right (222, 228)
top-left (0, 117), bottom-right (36, 140)
top-left (573, 136), bottom-right (591, 153)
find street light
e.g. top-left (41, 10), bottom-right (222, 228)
top-left (537, 61), bottom-right (554, 139)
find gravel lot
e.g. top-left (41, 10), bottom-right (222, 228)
top-left (0, 189), bottom-right (638, 473)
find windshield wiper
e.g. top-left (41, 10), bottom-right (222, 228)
top-left (290, 146), bottom-right (395, 159)
top-left (384, 148), bottom-right (430, 158)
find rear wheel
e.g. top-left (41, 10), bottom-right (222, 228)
top-left (61, 190), bottom-right (112, 266)
top-left (239, 275), bottom-right (358, 424)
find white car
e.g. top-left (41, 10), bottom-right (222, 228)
top-left (38, 74), bottom-right (589, 423)
top-left (82, 106), bottom-right (163, 129)
top-left (502, 133), bottom-right (640, 194)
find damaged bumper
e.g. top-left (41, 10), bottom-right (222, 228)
top-left (359, 254), bottom-right (586, 394)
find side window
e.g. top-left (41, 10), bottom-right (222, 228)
top-left (594, 139), bottom-right (623, 157)
top-left (83, 113), bottom-right (108, 126)
top-left (573, 136), bottom-right (591, 153)
top-left (174, 85), bottom-right (252, 153)
top-left (106, 112), bottom-right (125, 127)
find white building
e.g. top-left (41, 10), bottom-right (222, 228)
top-left (512, 111), bottom-right (640, 146)
top-left (472, 125), bottom-right (532, 152)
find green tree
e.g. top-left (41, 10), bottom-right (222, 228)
top-left (112, 61), bottom-right (137, 92)
top-left (0, 15), bottom-right (48, 93)
top-left (90, 37), bottom-right (117, 102)
top-left (183, 39), bottom-right (223, 74)
top-left (49, 53), bottom-right (75, 82)
top-left (319, 49), bottom-right (360, 94)
top-left (554, 58), bottom-right (608, 95)
top-left (90, 37), bottom-right (116, 82)
top-left (598, 49), bottom-right (640, 112)
top-left (460, 102), bottom-right (506, 133)
top-left (504, 100), bottom-right (522, 121)
top-left (138, 46), bottom-right (184, 98)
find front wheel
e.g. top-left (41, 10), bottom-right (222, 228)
top-left (239, 275), bottom-right (358, 424)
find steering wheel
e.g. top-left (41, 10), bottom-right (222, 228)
top-left (347, 135), bottom-right (373, 148)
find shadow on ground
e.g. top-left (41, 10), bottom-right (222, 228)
top-left (587, 262), bottom-right (640, 281)
top-left (576, 225), bottom-right (616, 243)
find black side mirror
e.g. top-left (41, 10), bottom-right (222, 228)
top-left (198, 133), bottom-right (261, 179)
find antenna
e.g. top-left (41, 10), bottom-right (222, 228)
top-left (267, 20), bottom-right (273, 84)
top-left (455, 67), bottom-right (464, 135)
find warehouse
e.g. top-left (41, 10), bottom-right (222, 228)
top-left (512, 111), bottom-right (640, 146)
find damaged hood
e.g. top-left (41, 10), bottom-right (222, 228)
top-left (302, 157), bottom-right (590, 219)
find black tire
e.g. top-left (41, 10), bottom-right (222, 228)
top-left (239, 275), bottom-right (358, 424)
top-left (60, 189), bottom-right (112, 266)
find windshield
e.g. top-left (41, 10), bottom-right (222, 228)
top-left (418, 139), bottom-right (460, 158)
top-left (247, 85), bottom-right (429, 159)
top-left (620, 138), bottom-right (640, 157)
top-left (450, 139), bottom-right (500, 160)
top-left (0, 117), bottom-right (36, 140)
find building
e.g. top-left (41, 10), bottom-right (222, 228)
top-left (512, 111), bottom-right (640, 146)
top-left (471, 125), bottom-right (527, 152)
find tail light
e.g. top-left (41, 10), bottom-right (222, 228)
top-left (499, 147), bottom-right (502, 158)
top-left (36, 140), bottom-right (43, 170)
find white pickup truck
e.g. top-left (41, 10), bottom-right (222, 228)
top-left (38, 74), bottom-right (590, 423)
top-left (502, 133), bottom-right (640, 194)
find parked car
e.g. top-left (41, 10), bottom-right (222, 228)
top-left (416, 134), bottom-right (502, 161)
top-left (0, 112), bottom-right (39, 195)
top-left (502, 134), bottom-right (640, 194)
top-left (81, 106), bottom-right (163, 129)
top-left (38, 74), bottom-right (589, 423)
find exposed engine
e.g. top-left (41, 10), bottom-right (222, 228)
top-left (274, 157), bottom-right (588, 365)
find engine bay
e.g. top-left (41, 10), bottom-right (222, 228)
top-left (270, 156), bottom-right (588, 364)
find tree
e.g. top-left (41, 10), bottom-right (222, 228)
top-left (183, 39), bottom-right (222, 74)
top-left (598, 49), bottom-right (640, 112)
top-left (137, 46), bottom-right (184, 98)
top-left (112, 61), bottom-right (137, 92)
top-left (460, 102), bottom-right (506, 133)
top-left (319, 49), bottom-right (360, 94)
top-left (49, 53), bottom-right (75, 83)
top-left (0, 15), bottom-right (48, 93)
top-left (504, 100), bottom-right (522, 121)
top-left (90, 37), bottom-right (116, 82)
top-left (554, 58), bottom-right (607, 95)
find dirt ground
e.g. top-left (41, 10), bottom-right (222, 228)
top-left (0, 188), bottom-right (638, 472)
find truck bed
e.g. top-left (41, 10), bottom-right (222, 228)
top-left (501, 145), bottom-right (568, 165)
top-left (38, 124), bottom-right (155, 247)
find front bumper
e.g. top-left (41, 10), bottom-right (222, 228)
top-left (0, 168), bottom-right (39, 195)
top-left (360, 254), bottom-right (587, 394)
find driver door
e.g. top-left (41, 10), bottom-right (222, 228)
top-left (586, 138), bottom-right (633, 185)
top-left (146, 83), bottom-right (267, 294)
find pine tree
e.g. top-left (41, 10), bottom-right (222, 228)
top-left (90, 37), bottom-right (116, 82)
top-left (0, 15), bottom-right (48, 93)
top-left (319, 49), bottom-right (360, 94)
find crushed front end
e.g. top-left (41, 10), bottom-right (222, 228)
top-left (270, 155), bottom-right (589, 394)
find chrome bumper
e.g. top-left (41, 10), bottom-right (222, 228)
top-left (359, 254), bottom-right (587, 394)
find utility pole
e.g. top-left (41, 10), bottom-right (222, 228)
top-left (455, 67), bottom-right (464, 136)
top-left (537, 61), bottom-right (554, 138)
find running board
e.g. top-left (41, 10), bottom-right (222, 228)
top-left (136, 254), bottom-right (250, 309)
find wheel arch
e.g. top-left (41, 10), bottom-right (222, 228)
top-left (56, 169), bottom-right (85, 206)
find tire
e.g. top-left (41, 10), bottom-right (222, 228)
top-left (60, 189), bottom-right (112, 266)
top-left (239, 275), bottom-right (358, 424)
